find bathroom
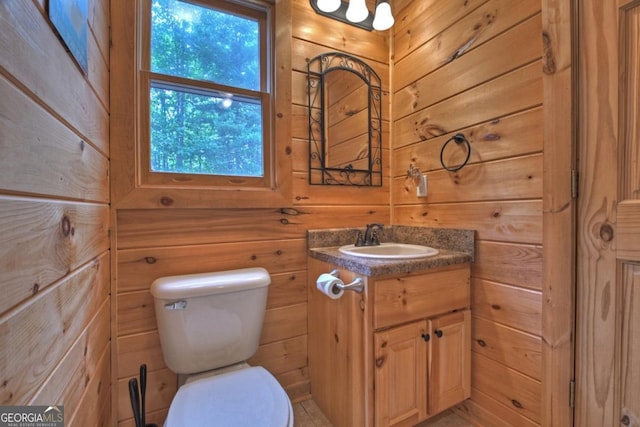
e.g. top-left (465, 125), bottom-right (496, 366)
top-left (1, 0), bottom-right (638, 426)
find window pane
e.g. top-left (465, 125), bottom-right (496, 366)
top-left (151, 0), bottom-right (261, 91)
top-left (150, 84), bottom-right (264, 177)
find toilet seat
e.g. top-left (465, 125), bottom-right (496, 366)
top-left (165, 366), bottom-right (293, 427)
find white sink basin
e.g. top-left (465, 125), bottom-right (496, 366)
top-left (338, 243), bottom-right (439, 259)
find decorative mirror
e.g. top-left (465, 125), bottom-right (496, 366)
top-left (307, 52), bottom-right (382, 186)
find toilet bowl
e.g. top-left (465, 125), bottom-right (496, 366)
top-left (166, 365), bottom-right (293, 426)
top-left (150, 268), bottom-right (293, 427)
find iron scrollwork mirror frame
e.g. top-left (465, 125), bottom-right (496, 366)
top-left (307, 52), bottom-right (382, 186)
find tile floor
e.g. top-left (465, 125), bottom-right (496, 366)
top-left (292, 400), bottom-right (473, 427)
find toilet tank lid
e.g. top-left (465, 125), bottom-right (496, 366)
top-left (150, 267), bottom-right (270, 300)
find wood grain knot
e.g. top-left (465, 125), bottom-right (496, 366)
top-left (484, 133), bottom-right (500, 141)
top-left (477, 339), bottom-right (487, 347)
top-left (621, 415), bottom-right (630, 426)
top-left (160, 196), bottom-right (174, 206)
top-left (280, 218), bottom-right (289, 225)
top-left (511, 399), bottom-right (523, 409)
top-left (375, 356), bottom-right (386, 368)
top-left (334, 333), bottom-right (339, 343)
top-left (144, 257), bottom-right (157, 264)
top-left (79, 139), bottom-right (85, 151)
top-left (61, 215), bottom-right (72, 237)
top-left (251, 255), bottom-right (257, 260)
top-left (280, 208), bottom-right (299, 216)
top-left (32, 283), bottom-right (39, 295)
top-left (491, 304), bottom-right (501, 310)
top-left (275, 250), bottom-right (283, 256)
top-left (599, 223), bottom-right (614, 242)
top-left (285, 146), bottom-right (292, 154)
top-left (277, 112), bottom-right (283, 118)
top-left (542, 31), bottom-right (557, 75)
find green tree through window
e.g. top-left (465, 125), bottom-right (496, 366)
top-left (149, 0), bottom-right (265, 177)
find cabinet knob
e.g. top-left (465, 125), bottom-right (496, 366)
top-left (421, 333), bottom-right (430, 342)
top-left (435, 329), bottom-right (443, 338)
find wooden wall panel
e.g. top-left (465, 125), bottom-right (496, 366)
top-left (394, 0), bottom-right (541, 90)
top-left (393, 0), bottom-right (486, 63)
top-left (117, 239), bottom-right (308, 292)
top-left (0, 197), bottom-right (109, 313)
top-left (29, 300), bottom-right (110, 408)
top-left (394, 62), bottom-right (543, 147)
top-left (391, 0), bottom-right (546, 424)
top-left (393, 154), bottom-right (542, 205)
top-left (0, 1), bottom-right (109, 154)
top-left (461, 389), bottom-right (539, 427)
top-left (117, 207), bottom-right (389, 250)
top-left (472, 353), bottom-right (541, 423)
top-left (394, 13), bottom-right (542, 119)
top-left (472, 241), bottom-right (543, 291)
top-left (0, 1), bottom-right (110, 426)
top-left (472, 316), bottom-right (542, 380)
top-left (394, 201), bottom-right (542, 244)
top-left (0, 253), bottom-right (109, 405)
top-left (392, 108), bottom-right (544, 173)
top-left (472, 278), bottom-right (542, 336)
top-left (0, 75), bottom-right (109, 202)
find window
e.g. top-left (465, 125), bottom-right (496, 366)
top-left (141, 0), bottom-right (273, 188)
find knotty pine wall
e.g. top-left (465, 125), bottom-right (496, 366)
top-left (0, 1), bottom-right (111, 426)
top-left (112, 0), bottom-right (389, 425)
top-left (390, 0), bottom-right (544, 426)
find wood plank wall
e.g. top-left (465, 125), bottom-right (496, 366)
top-left (389, 1), bottom-right (545, 426)
top-left (0, 1), bottom-right (111, 426)
top-left (111, 0), bottom-right (390, 425)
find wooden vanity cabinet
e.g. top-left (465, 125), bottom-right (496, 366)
top-left (308, 258), bottom-right (471, 427)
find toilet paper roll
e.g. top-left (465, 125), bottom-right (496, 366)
top-left (316, 273), bottom-right (344, 299)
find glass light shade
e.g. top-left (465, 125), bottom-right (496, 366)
top-left (345, 0), bottom-right (369, 23)
top-left (316, 0), bottom-right (341, 13)
top-left (372, 1), bottom-right (394, 30)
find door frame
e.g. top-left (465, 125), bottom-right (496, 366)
top-left (541, 0), bottom-right (577, 425)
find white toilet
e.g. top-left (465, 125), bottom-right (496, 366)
top-left (150, 267), bottom-right (294, 427)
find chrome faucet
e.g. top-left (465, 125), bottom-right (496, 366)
top-left (355, 223), bottom-right (383, 246)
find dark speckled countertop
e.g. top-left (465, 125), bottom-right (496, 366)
top-left (308, 225), bottom-right (475, 277)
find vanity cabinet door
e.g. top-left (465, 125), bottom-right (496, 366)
top-left (374, 320), bottom-right (428, 427)
top-left (429, 309), bottom-right (471, 415)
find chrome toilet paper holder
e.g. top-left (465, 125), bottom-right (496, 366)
top-left (327, 270), bottom-right (364, 294)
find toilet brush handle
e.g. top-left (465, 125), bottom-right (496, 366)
top-left (128, 378), bottom-right (141, 427)
top-left (140, 364), bottom-right (147, 427)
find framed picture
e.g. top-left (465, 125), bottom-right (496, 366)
top-left (48, 0), bottom-right (88, 74)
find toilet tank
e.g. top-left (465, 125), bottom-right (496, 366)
top-left (150, 268), bottom-right (271, 374)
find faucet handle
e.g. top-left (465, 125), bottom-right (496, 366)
top-left (354, 230), bottom-right (364, 247)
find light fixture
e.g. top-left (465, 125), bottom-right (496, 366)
top-left (345, 0), bottom-right (369, 23)
top-left (309, 0), bottom-right (395, 31)
top-left (372, 0), bottom-right (394, 31)
top-left (316, 0), bottom-right (340, 12)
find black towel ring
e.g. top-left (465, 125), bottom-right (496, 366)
top-left (440, 133), bottom-right (471, 172)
